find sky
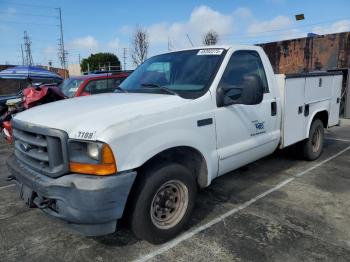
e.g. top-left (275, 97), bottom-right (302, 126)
top-left (0, 0), bottom-right (350, 69)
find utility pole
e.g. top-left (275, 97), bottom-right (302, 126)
top-left (20, 44), bottom-right (24, 65)
top-left (78, 54), bottom-right (81, 64)
top-left (23, 31), bottom-right (34, 66)
top-left (186, 34), bottom-right (194, 47)
top-left (123, 47), bottom-right (127, 70)
top-left (57, 7), bottom-right (68, 77)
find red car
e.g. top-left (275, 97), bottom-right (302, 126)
top-left (59, 71), bottom-right (132, 98)
top-left (1, 71), bottom-right (132, 142)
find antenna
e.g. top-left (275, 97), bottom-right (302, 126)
top-left (186, 34), bottom-right (194, 47)
top-left (23, 31), bottom-right (34, 66)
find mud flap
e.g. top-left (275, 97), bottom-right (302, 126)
top-left (19, 184), bottom-right (36, 208)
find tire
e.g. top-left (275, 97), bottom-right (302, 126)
top-left (129, 162), bottom-right (196, 244)
top-left (301, 119), bottom-right (324, 160)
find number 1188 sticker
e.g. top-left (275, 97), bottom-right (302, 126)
top-left (75, 131), bottom-right (97, 140)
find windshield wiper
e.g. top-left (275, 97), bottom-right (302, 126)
top-left (141, 83), bottom-right (179, 96)
top-left (115, 86), bottom-right (128, 93)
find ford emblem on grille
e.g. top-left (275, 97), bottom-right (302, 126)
top-left (20, 142), bottom-right (32, 152)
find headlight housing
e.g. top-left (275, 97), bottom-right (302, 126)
top-left (68, 140), bottom-right (117, 176)
top-left (87, 143), bottom-right (99, 160)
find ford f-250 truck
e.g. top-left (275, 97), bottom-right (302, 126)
top-left (7, 45), bottom-right (342, 244)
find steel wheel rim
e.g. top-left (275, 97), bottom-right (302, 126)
top-left (150, 179), bottom-right (189, 230)
top-left (312, 127), bottom-right (321, 152)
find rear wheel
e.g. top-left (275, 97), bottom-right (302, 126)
top-left (301, 119), bottom-right (324, 160)
top-left (129, 162), bottom-right (196, 244)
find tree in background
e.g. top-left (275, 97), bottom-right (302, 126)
top-left (202, 30), bottom-right (219, 46)
top-left (80, 53), bottom-right (121, 72)
top-left (131, 26), bottom-right (149, 66)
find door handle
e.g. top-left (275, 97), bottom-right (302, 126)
top-left (271, 101), bottom-right (277, 116)
top-left (304, 104), bottom-right (310, 116)
top-left (298, 106), bottom-right (303, 114)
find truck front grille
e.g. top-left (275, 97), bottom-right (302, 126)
top-left (12, 120), bottom-right (69, 178)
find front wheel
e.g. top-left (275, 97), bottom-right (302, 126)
top-left (129, 163), bottom-right (196, 244)
top-left (301, 119), bottom-right (324, 160)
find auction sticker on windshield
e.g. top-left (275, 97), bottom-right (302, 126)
top-left (197, 49), bottom-right (224, 55)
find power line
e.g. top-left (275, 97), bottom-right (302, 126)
top-left (220, 17), bottom-right (350, 39)
top-left (0, 0), bottom-right (56, 9)
top-left (221, 23), bottom-right (350, 42)
top-left (0, 11), bottom-right (58, 18)
top-left (0, 20), bottom-right (58, 26)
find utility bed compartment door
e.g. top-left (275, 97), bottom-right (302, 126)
top-left (305, 76), bottom-right (333, 103)
top-left (282, 73), bottom-right (343, 148)
top-left (329, 75), bottom-right (342, 126)
top-left (283, 77), bottom-right (306, 147)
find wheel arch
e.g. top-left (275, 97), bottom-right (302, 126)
top-left (136, 146), bottom-right (209, 189)
top-left (306, 109), bottom-right (328, 138)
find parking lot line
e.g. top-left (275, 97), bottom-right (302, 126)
top-left (0, 184), bottom-right (15, 191)
top-left (133, 145), bottom-right (350, 262)
top-left (325, 137), bottom-right (350, 143)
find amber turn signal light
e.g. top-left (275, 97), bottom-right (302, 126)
top-left (70, 144), bottom-right (117, 176)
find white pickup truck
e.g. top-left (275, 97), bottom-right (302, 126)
top-left (7, 45), bottom-right (342, 244)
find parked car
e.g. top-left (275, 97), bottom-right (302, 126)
top-left (1, 71), bottom-right (132, 142)
top-left (0, 92), bottom-right (21, 115)
top-left (7, 46), bottom-right (342, 244)
top-left (59, 71), bottom-right (132, 98)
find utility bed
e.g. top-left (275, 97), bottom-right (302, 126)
top-left (277, 71), bottom-right (343, 148)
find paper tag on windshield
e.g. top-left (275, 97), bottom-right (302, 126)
top-left (197, 49), bottom-right (224, 55)
top-left (69, 87), bottom-right (78, 92)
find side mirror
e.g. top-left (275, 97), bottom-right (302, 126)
top-left (81, 91), bottom-right (91, 96)
top-left (217, 75), bottom-right (264, 107)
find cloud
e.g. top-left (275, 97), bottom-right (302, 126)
top-left (265, 0), bottom-right (286, 3)
top-left (0, 7), bottom-right (16, 31)
top-left (233, 7), bottom-right (254, 20)
top-left (108, 37), bottom-right (121, 49)
top-left (247, 15), bottom-right (293, 35)
top-left (0, 7), bottom-right (16, 18)
top-left (70, 36), bottom-right (99, 51)
top-left (122, 5), bottom-right (303, 51)
top-left (140, 5), bottom-right (234, 49)
top-left (312, 20), bottom-right (350, 35)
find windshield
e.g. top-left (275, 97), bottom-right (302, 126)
top-left (119, 49), bottom-right (225, 98)
top-left (59, 78), bottom-right (84, 97)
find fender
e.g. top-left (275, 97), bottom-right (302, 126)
top-left (108, 127), bottom-right (219, 188)
top-left (305, 108), bottom-right (329, 138)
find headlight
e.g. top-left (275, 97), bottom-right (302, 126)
top-left (87, 143), bottom-right (99, 160)
top-left (68, 140), bottom-right (117, 176)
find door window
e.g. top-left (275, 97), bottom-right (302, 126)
top-left (218, 51), bottom-right (269, 105)
top-left (108, 77), bottom-right (126, 90)
top-left (84, 79), bottom-right (113, 94)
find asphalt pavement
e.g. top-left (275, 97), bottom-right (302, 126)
top-left (1, 120), bottom-right (350, 262)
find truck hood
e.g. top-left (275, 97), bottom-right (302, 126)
top-left (14, 93), bottom-right (189, 139)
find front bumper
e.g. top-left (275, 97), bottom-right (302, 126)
top-left (7, 154), bottom-right (137, 236)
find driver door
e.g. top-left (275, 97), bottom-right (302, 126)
top-left (215, 50), bottom-right (279, 176)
